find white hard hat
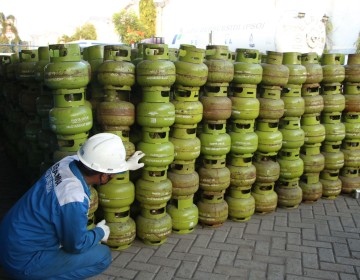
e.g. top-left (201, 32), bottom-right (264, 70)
top-left (77, 133), bottom-right (128, 173)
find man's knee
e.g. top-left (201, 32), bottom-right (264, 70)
top-left (96, 244), bottom-right (112, 269)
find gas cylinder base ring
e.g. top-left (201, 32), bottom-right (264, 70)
top-left (108, 243), bottom-right (132, 251)
top-left (229, 216), bottom-right (251, 223)
top-left (141, 238), bottom-right (167, 246)
top-left (277, 204), bottom-right (300, 209)
top-left (172, 228), bottom-right (195, 234)
top-left (321, 195), bottom-right (338, 200)
top-left (302, 199), bottom-right (319, 204)
top-left (199, 222), bottom-right (225, 228)
top-left (255, 209), bottom-right (275, 215)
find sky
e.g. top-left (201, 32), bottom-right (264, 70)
top-left (1, 0), bottom-right (128, 41)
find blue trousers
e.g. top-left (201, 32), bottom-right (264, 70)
top-left (3, 244), bottom-right (112, 280)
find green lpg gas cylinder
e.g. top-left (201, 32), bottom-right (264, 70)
top-left (106, 218), bottom-right (136, 250)
top-left (136, 44), bottom-right (176, 87)
top-left (301, 114), bottom-right (326, 145)
top-left (44, 43), bottom-right (90, 89)
top-left (201, 95), bottom-right (232, 121)
top-left (197, 194), bottom-right (228, 227)
top-left (49, 101), bottom-right (93, 135)
top-left (230, 96), bottom-right (260, 120)
top-left (204, 45), bottom-right (234, 85)
top-left (229, 129), bottom-right (258, 155)
top-left (167, 198), bottom-right (198, 234)
top-left (255, 120), bottom-right (283, 155)
top-left (168, 169), bottom-right (199, 198)
top-left (322, 113), bottom-right (345, 143)
top-left (321, 93), bottom-right (345, 113)
top-left (344, 94), bottom-right (360, 113)
top-left (321, 142), bottom-right (344, 171)
top-left (136, 101), bottom-right (175, 128)
top-left (171, 99), bottom-right (203, 125)
top-left (97, 100), bottom-right (135, 127)
top-left (97, 45), bottom-right (135, 90)
top-left (301, 52), bottom-right (323, 84)
top-left (34, 46), bottom-right (50, 82)
top-left (225, 188), bottom-right (255, 222)
top-left (282, 52), bottom-right (307, 85)
top-left (136, 208), bottom-right (172, 246)
top-left (281, 91), bottom-right (305, 118)
top-left (253, 153), bottom-right (280, 183)
top-left (135, 177), bottom-right (172, 209)
top-left (339, 167), bottom-right (360, 194)
top-left (16, 49), bottom-right (39, 81)
top-left (174, 44), bottom-right (208, 87)
top-left (320, 178), bottom-right (342, 200)
top-left (227, 163), bottom-right (256, 189)
top-left (300, 144), bottom-right (325, 173)
top-left (277, 149), bottom-right (304, 180)
top-left (341, 140), bottom-right (360, 168)
top-left (251, 182), bottom-right (278, 214)
top-left (321, 53), bottom-right (345, 84)
top-left (344, 54), bottom-right (360, 83)
top-left (303, 94), bottom-right (324, 115)
top-left (232, 48), bottom-right (263, 85)
top-left (198, 166), bottom-right (231, 193)
top-left (275, 178), bottom-right (302, 208)
top-left (199, 130), bottom-right (231, 156)
top-left (136, 140), bottom-right (174, 167)
top-left (258, 96), bottom-right (285, 120)
top-left (170, 136), bottom-right (201, 161)
top-left (300, 173), bottom-right (323, 202)
top-left (261, 51), bottom-right (289, 87)
top-left (279, 117), bottom-right (305, 149)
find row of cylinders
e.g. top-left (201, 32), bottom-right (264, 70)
top-left (0, 41), bottom-right (357, 247)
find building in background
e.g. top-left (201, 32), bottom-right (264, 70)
top-left (158, 0), bottom-right (359, 56)
top-left (5, 0), bottom-right (359, 55)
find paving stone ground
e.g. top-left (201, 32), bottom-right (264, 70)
top-left (1, 136), bottom-right (360, 280)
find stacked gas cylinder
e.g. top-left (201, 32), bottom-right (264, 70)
top-left (44, 44), bottom-right (93, 164)
top-left (319, 54), bottom-right (346, 199)
top-left (299, 52), bottom-right (326, 202)
top-left (135, 44), bottom-right (175, 245)
top-left (0, 53), bottom-right (24, 165)
top-left (43, 44), bottom-right (95, 226)
top-left (34, 47), bottom-right (57, 174)
top-left (276, 52), bottom-right (306, 208)
top-left (226, 48), bottom-right (260, 221)
top-left (167, 44), bottom-right (205, 233)
top-left (341, 54), bottom-right (360, 194)
top-left (82, 44), bottom-right (105, 135)
top-left (196, 45), bottom-right (233, 227)
top-left (95, 45), bottom-right (137, 249)
top-left (15, 49), bottom-right (44, 182)
top-left (252, 51), bottom-right (287, 213)
top-left (2, 43), bottom-right (360, 251)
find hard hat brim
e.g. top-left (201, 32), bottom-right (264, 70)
top-left (77, 151), bottom-right (129, 174)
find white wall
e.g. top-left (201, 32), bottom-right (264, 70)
top-left (160, 0), bottom-right (360, 55)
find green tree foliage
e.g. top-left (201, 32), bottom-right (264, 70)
top-left (57, 22), bottom-right (97, 43)
top-left (0, 12), bottom-right (21, 53)
top-left (139, 0), bottom-right (156, 38)
top-left (355, 32), bottom-right (360, 54)
top-left (323, 16), bottom-right (333, 53)
top-left (112, 10), bottom-right (145, 44)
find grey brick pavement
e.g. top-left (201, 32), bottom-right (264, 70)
top-left (1, 141), bottom-right (360, 279)
top-left (86, 195), bottom-right (360, 280)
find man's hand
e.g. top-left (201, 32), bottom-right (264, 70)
top-left (96, 219), bottom-right (110, 242)
top-left (127, 151), bottom-right (145, 171)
